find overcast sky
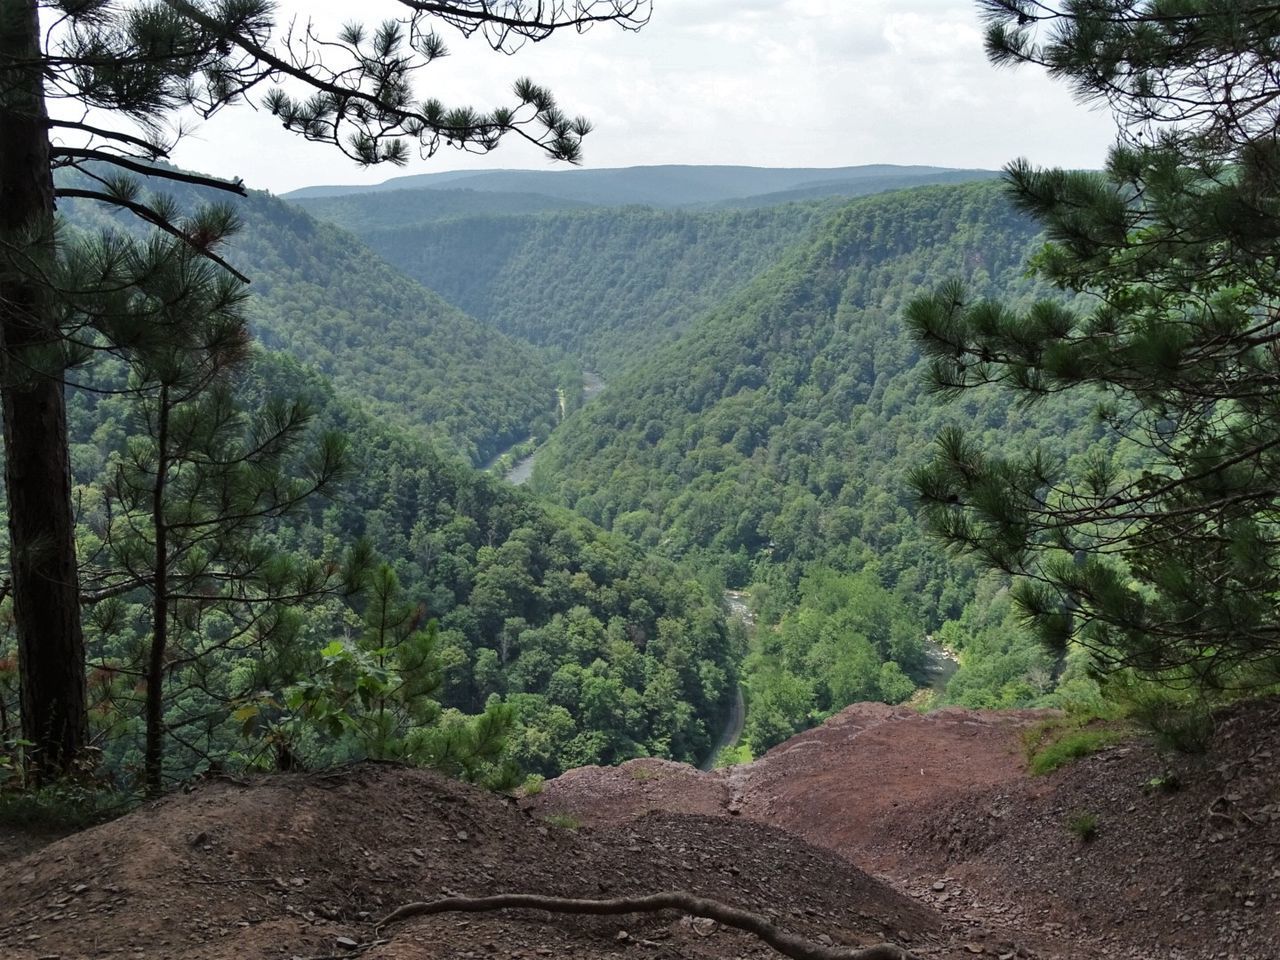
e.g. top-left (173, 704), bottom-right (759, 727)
top-left (166, 1), bottom-right (1119, 194)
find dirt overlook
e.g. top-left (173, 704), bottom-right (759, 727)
top-left (2, 698), bottom-right (1277, 960)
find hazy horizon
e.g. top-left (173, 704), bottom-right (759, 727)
top-left (144, 1), bottom-right (1118, 195)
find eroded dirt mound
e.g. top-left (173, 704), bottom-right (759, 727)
top-left (899, 696), bottom-right (1280, 960)
top-left (536, 703), bottom-right (1041, 871)
top-left (0, 764), bottom-right (952, 960)
top-left (535, 699), bottom-right (1280, 960)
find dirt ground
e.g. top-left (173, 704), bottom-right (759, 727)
top-left (3, 698), bottom-right (1277, 960)
top-left (535, 699), bottom-right (1280, 960)
top-left (0, 764), bottom-right (957, 960)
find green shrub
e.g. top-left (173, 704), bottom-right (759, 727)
top-left (541, 812), bottom-right (580, 830)
top-left (0, 782), bottom-right (133, 832)
top-left (714, 743), bottom-right (754, 768)
top-left (1067, 811), bottom-right (1099, 842)
top-left (1027, 726), bottom-right (1130, 775)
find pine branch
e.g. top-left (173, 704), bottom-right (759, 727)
top-left (52, 148), bottom-right (246, 196)
top-left (378, 891), bottom-right (920, 960)
top-left (46, 119), bottom-right (169, 157)
top-left (54, 188), bottom-right (250, 283)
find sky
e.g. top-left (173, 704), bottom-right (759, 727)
top-left (163, 1), bottom-right (1120, 194)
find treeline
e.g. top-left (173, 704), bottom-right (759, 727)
top-left (292, 187), bottom-right (593, 231)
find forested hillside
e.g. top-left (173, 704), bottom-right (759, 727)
top-left (526, 182), bottom-right (1111, 747)
top-left (55, 349), bottom-right (733, 783)
top-left (291, 187), bottom-right (594, 231)
top-left (338, 203), bottom-right (843, 373)
top-left (295, 170), bottom-right (1001, 376)
top-left (61, 179), bottom-right (560, 465)
top-left (285, 163), bottom-right (973, 206)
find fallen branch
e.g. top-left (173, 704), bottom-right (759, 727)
top-left (379, 891), bottom-right (920, 960)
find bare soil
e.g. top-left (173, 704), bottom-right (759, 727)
top-left (535, 699), bottom-right (1280, 959)
top-left (3, 698), bottom-right (1276, 960)
top-left (0, 764), bottom-right (953, 960)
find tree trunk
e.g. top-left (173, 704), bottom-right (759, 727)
top-left (0, 0), bottom-right (88, 778)
top-left (144, 387), bottom-right (170, 797)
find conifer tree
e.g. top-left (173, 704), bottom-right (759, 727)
top-left (0, 0), bottom-right (649, 776)
top-left (88, 235), bottom-right (350, 796)
top-left (908, 2), bottom-right (1280, 689)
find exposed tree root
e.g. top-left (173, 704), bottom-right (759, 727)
top-left (379, 891), bottom-right (921, 960)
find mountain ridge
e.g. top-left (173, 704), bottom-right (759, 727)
top-left (284, 163), bottom-right (989, 207)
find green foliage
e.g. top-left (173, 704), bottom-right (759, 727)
top-left (293, 187), bottom-right (594, 231)
top-left (525, 181), bottom-right (1101, 720)
top-left (1024, 717), bottom-right (1130, 776)
top-left (713, 743), bottom-right (753, 768)
top-left (541, 812), bottom-right (581, 830)
top-left (5, 346), bottom-right (736, 786)
top-left (743, 568), bottom-right (923, 752)
top-left (341, 201), bottom-right (845, 373)
top-left (1143, 772), bottom-right (1181, 795)
top-left (0, 780), bottom-right (132, 832)
top-left (1066, 811), bottom-right (1099, 842)
top-left (60, 179), bottom-right (561, 466)
top-left (910, 1), bottom-right (1280, 693)
top-left (1102, 675), bottom-right (1218, 755)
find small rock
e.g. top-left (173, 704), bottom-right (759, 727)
top-left (690, 917), bottom-right (716, 938)
top-left (335, 936), bottom-right (360, 951)
top-left (615, 930), bottom-right (630, 942)
top-left (456, 830), bottom-right (469, 841)
top-left (932, 880), bottom-right (947, 892)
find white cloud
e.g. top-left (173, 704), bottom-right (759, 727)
top-left (152, 0), bottom-right (1118, 192)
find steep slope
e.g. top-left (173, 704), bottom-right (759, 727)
top-left (291, 186), bottom-right (594, 230)
top-left (60, 351), bottom-right (735, 779)
top-left (343, 202), bottom-right (844, 372)
top-left (530, 181), bottom-right (1098, 590)
top-left (714, 169), bottom-right (1003, 210)
top-left (533, 696), bottom-right (1280, 960)
top-left (63, 180), bottom-right (559, 465)
top-left (526, 182), bottom-right (1109, 728)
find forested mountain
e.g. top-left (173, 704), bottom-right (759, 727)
top-left (285, 163), bottom-right (977, 206)
top-left (289, 168), bottom-right (1001, 375)
top-left (523, 182), bottom-right (1112, 745)
top-left (61, 178), bottom-right (560, 465)
top-left (713, 169), bottom-right (1003, 209)
top-left (58, 349), bottom-right (733, 782)
top-left (291, 187), bottom-right (595, 231)
top-left (326, 202), bottom-right (844, 373)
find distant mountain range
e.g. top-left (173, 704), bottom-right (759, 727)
top-left (284, 163), bottom-right (999, 210)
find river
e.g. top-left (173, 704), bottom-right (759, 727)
top-left (920, 636), bottom-right (959, 693)
top-left (504, 371), bottom-right (606, 486)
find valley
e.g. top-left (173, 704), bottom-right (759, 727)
top-left (4, 5), bottom-right (1279, 960)
top-left (22, 165), bottom-right (1147, 780)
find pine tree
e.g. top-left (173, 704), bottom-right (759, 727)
top-left (86, 235), bottom-right (350, 796)
top-left (908, 2), bottom-right (1280, 689)
top-left (0, 0), bottom-right (649, 777)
